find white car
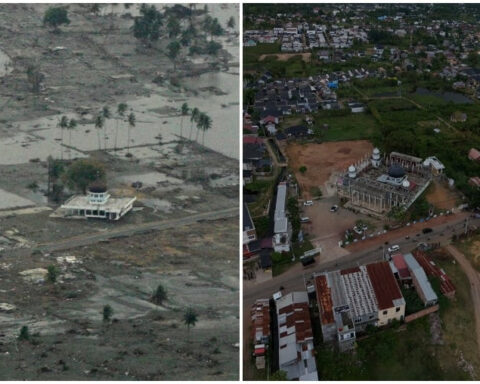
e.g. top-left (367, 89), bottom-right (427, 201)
top-left (300, 217), bottom-right (311, 223)
top-left (304, 200), bottom-right (314, 206)
top-left (387, 245), bottom-right (400, 253)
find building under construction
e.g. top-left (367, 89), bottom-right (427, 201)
top-left (336, 149), bottom-right (437, 216)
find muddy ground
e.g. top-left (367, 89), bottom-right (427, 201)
top-left (0, 217), bottom-right (238, 380)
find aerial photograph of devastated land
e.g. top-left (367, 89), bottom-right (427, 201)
top-left (242, 3), bottom-right (480, 381)
top-left (0, 3), bottom-right (239, 380)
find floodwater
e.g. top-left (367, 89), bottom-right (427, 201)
top-left (0, 3), bottom-right (239, 165)
top-left (415, 87), bottom-right (473, 104)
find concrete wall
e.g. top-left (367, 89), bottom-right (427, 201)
top-left (405, 304), bottom-right (439, 323)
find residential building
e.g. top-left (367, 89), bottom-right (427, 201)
top-left (403, 253), bottom-right (438, 307)
top-left (273, 182), bottom-right (291, 252)
top-left (276, 292), bottom-right (318, 381)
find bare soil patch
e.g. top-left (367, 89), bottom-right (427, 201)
top-left (285, 140), bottom-right (373, 199)
top-left (425, 180), bottom-right (461, 210)
top-left (259, 52), bottom-right (311, 62)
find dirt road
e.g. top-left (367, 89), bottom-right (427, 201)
top-left (445, 245), bottom-right (480, 353)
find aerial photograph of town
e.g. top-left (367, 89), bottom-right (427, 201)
top-left (243, 3), bottom-right (480, 381)
top-left (0, 3), bottom-right (239, 380)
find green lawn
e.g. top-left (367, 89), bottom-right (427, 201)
top-left (313, 112), bottom-right (380, 142)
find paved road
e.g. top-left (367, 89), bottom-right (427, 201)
top-left (7, 207), bottom-right (238, 255)
top-left (445, 244), bottom-right (480, 353)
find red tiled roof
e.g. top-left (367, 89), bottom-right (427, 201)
top-left (413, 250), bottom-right (456, 296)
top-left (278, 299), bottom-right (313, 342)
top-left (243, 136), bottom-right (264, 145)
top-left (314, 275), bottom-right (334, 325)
top-left (469, 148), bottom-right (480, 160)
top-left (366, 261), bottom-right (403, 310)
top-left (392, 253), bottom-right (410, 279)
top-left (340, 267), bottom-right (361, 275)
top-left (251, 300), bottom-right (270, 342)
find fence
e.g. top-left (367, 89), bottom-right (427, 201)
top-left (405, 304), bottom-right (439, 323)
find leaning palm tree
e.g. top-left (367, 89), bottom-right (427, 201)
top-left (127, 112), bottom-right (136, 156)
top-left (67, 118), bottom-right (77, 160)
top-left (115, 103), bottom-right (127, 151)
top-left (102, 106), bottom-right (111, 150)
top-left (180, 102), bottom-right (189, 139)
top-left (189, 107), bottom-right (199, 140)
top-left (58, 115), bottom-right (69, 160)
top-left (94, 114), bottom-right (104, 151)
top-left (183, 308), bottom-right (198, 339)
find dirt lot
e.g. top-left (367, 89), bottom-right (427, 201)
top-left (259, 52), bottom-right (311, 62)
top-left (425, 180), bottom-right (461, 210)
top-left (284, 140), bottom-right (374, 199)
top-left (0, 217), bottom-right (238, 380)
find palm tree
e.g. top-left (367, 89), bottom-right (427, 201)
top-left (199, 112), bottom-right (212, 146)
top-left (127, 112), bottom-right (136, 156)
top-left (189, 107), bottom-right (199, 140)
top-left (115, 103), bottom-right (127, 151)
top-left (194, 111), bottom-right (205, 143)
top-left (67, 118), bottom-right (77, 159)
top-left (94, 114), bottom-right (104, 151)
top-left (102, 106), bottom-right (111, 150)
top-left (58, 115), bottom-right (68, 159)
top-left (183, 308), bottom-right (197, 338)
top-left (180, 102), bottom-right (189, 139)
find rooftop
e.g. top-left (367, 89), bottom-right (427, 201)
top-left (366, 261), bottom-right (405, 310)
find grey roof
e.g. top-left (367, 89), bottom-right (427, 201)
top-left (274, 183), bottom-right (288, 234)
top-left (403, 253), bottom-right (438, 303)
top-left (243, 203), bottom-right (254, 232)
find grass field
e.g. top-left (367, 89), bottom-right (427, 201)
top-left (315, 113), bottom-right (380, 141)
top-left (455, 234), bottom-right (480, 273)
top-left (316, 248), bottom-right (479, 380)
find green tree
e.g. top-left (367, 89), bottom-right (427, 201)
top-left (133, 5), bottom-right (163, 46)
top-left (299, 165), bottom-right (307, 174)
top-left (167, 41), bottom-right (181, 71)
top-left (184, 308), bottom-right (198, 336)
top-left (180, 102), bottom-right (189, 138)
top-left (166, 16), bottom-right (181, 38)
top-left (206, 41), bottom-right (222, 56)
top-left (269, 370), bottom-right (288, 381)
top-left (47, 265), bottom-right (59, 283)
top-left (63, 159), bottom-right (106, 193)
top-left (43, 7), bottom-right (70, 32)
top-left (18, 326), bottom-right (30, 341)
top-left (127, 112), bottom-right (136, 156)
top-left (198, 112), bottom-right (212, 146)
top-left (227, 16), bottom-right (235, 30)
top-left (103, 304), bottom-right (113, 322)
top-left (151, 284), bottom-right (167, 305)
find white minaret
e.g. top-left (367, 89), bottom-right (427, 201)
top-left (371, 147), bottom-right (381, 168)
top-left (348, 165), bottom-right (357, 178)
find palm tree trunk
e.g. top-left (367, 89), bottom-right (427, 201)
top-left (202, 130), bottom-right (205, 146)
top-left (60, 128), bottom-right (64, 160)
top-left (195, 127), bottom-right (200, 142)
top-left (189, 124), bottom-right (194, 140)
top-left (97, 130), bottom-right (101, 150)
top-left (180, 116), bottom-right (183, 138)
top-left (127, 127), bottom-right (131, 154)
top-left (69, 130), bottom-right (72, 160)
top-left (114, 119), bottom-right (119, 151)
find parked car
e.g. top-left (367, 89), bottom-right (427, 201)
top-left (422, 227), bottom-right (433, 234)
top-left (304, 200), bottom-right (313, 206)
top-left (300, 217), bottom-right (311, 223)
top-left (387, 245), bottom-right (400, 253)
top-left (330, 205), bottom-right (339, 212)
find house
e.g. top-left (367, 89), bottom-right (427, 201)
top-left (403, 253), bottom-right (438, 307)
top-left (469, 177), bottom-right (480, 189)
top-left (251, 298), bottom-right (271, 369)
top-left (348, 102), bottom-right (365, 113)
top-left (450, 111), bottom-right (467, 122)
top-left (391, 253), bottom-right (411, 285)
top-left (243, 203), bottom-right (257, 246)
top-left (468, 148), bottom-right (480, 161)
top-left (285, 125), bottom-right (311, 138)
top-left (423, 156), bottom-right (445, 176)
top-left (243, 169), bottom-right (253, 185)
top-left (60, 185), bottom-right (136, 221)
top-left (273, 182), bottom-right (291, 252)
top-left (314, 261), bottom-right (405, 351)
top-left (276, 292), bottom-right (318, 381)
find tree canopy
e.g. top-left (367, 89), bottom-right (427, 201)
top-left (63, 159), bottom-right (106, 194)
top-left (133, 5), bottom-right (163, 45)
top-left (43, 7), bottom-right (70, 31)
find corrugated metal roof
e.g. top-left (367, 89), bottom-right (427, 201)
top-left (403, 253), bottom-right (438, 303)
top-left (366, 261), bottom-right (404, 310)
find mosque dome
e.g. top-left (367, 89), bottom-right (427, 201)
top-left (388, 164), bottom-right (406, 178)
